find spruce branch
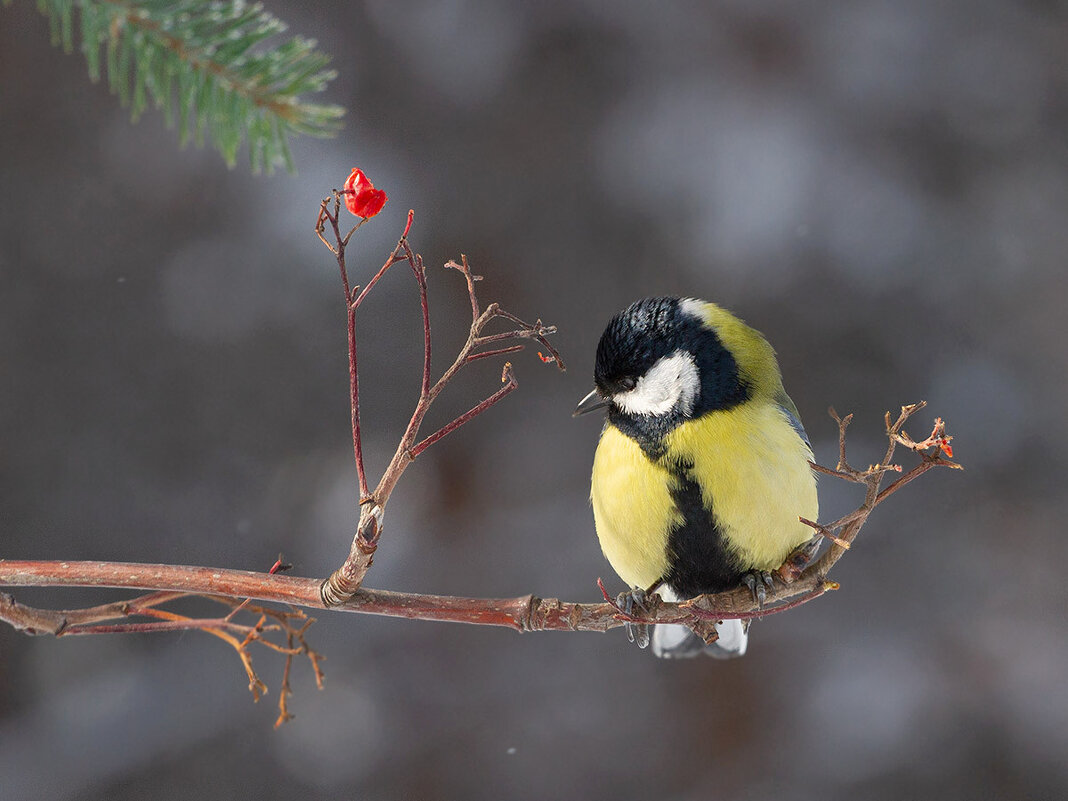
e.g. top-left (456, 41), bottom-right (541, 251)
top-left (18, 0), bottom-right (345, 172)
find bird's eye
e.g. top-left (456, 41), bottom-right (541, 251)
top-left (619, 376), bottom-right (637, 391)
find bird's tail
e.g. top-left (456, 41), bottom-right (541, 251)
top-left (650, 618), bottom-right (748, 659)
top-left (649, 587), bottom-right (749, 659)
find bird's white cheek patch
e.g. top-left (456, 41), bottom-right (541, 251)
top-left (613, 351), bottom-right (699, 417)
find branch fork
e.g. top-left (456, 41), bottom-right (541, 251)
top-left (314, 194), bottom-right (564, 607)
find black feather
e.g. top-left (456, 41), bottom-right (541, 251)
top-left (662, 461), bottom-right (744, 596)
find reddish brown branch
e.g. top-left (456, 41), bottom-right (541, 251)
top-left (316, 194), bottom-right (373, 499)
top-left (409, 363), bottom-right (518, 459)
top-left (315, 206), bottom-right (563, 607)
top-left (466, 344), bottom-right (525, 363)
top-left (347, 304), bottom-right (368, 499)
top-left (446, 254), bottom-right (481, 323)
top-left (2, 405), bottom-right (957, 643)
top-left (0, 404), bottom-right (941, 621)
top-left (806, 402), bottom-right (960, 580)
top-left (59, 617), bottom-right (268, 637)
top-left (0, 560), bottom-right (747, 638)
top-left (0, 402), bottom-right (956, 718)
top-left (350, 250), bottom-right (408, 312)
top-left (2, 567), bottom-right (323, 721)
top-left (399, 241), bottom-right (433, 400)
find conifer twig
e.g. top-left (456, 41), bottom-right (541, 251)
top-left (24, 0), bottom-right (344, 172)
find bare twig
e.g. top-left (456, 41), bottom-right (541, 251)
top-left (409, 363), bottom-right (518, 459)
top-left (314, 200), bottom-right (564, 607)
top-left (315, 193), bottom-right (373, 501)
top-left (0, 562), bottom-right (803, 633)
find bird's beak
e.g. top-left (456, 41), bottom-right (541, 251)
top-left (573, 388), bottom-right (609, 417)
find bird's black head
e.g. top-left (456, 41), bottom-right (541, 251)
top-left (588, 297), bottom-right (749, 453)
top-left (595, 297), bottom-right (683, 396)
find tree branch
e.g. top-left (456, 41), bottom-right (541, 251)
top-left (0, 403), bottom-right (959, 720)
top-left (314, 199), bottom-right (564, 607)
top-left (0, 399), bottom-right (961, 632)
top-left (0, 559), bottom-right (821, 634)
top-left (32, 0), bottom-right (345, 172)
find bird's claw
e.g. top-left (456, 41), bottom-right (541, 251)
top-left (616, 589), bottom-right (650, 649)
top-left (742, 571), bottom-right (775, 608)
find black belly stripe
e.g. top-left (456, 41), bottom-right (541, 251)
top-left (662, 465), bottom-right (745, 598)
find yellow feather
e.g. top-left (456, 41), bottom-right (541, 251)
top-left (591, 425), bottom-right (676, 589)
top-left (664, 402), bottom-right (818, 571)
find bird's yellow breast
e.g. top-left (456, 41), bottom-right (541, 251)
top-left (591, 425), bottom-right (678, 589)
top-left (665, 402), bottom-right (818, 571)
top-left (591, 402), bottom-right (818, 590)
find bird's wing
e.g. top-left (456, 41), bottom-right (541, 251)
top-left (777, 398), bottom-right (811, 449)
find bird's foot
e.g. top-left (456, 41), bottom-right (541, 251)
top-left (742, 571), bottom-right (776, 608)
top-left (616, 589), bottom-right (650, 649)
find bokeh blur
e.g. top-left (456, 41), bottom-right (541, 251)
top-left (2, 2), bottom-right (1066, 799)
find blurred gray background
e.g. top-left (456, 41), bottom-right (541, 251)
top-left (2, 2), bottom-right (1066, 799)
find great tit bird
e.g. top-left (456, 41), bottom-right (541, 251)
top-left (575, 297), bottom-right (818, 658)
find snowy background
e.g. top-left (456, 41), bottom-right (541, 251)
top-left (2, 2), bottom-right (1066, 799)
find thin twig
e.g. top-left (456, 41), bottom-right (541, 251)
top-left (466, 344), bottom-right (525, 363)
top-left (445, 255), bottom-right (481, 324)
top-left (316, 193), bottom-right (371, 499)
top-left (399, 241), bottom-right (432, 400)
top-left (409, 363), bottom-right (519, 459)
top-left (316, 208), bottom-right (563, 607)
